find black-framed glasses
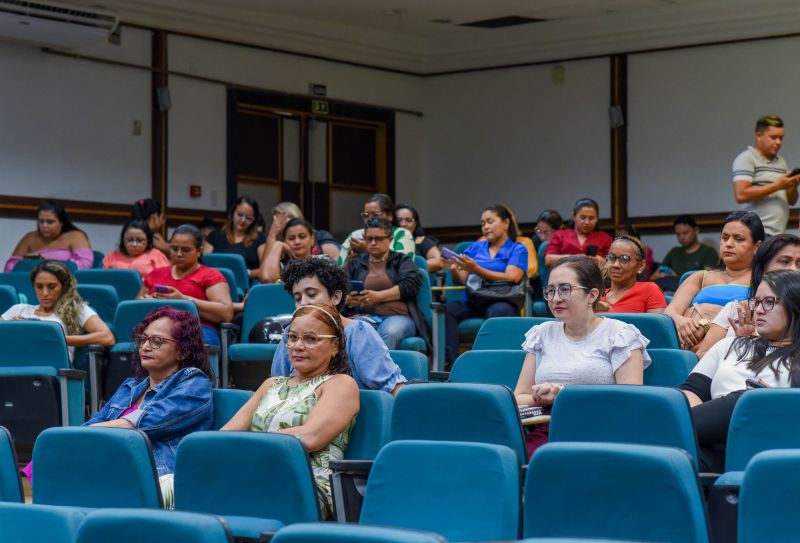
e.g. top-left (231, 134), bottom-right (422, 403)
top-left (543, 284), bottom-right (591, 301)
top-left (606, 253), bottom-right (638, 265)
top-left (365, 235), bottom-right (391, 243)
top-left (135, 334), bottom-right (178, 350)
top-left (284, 331), bottom-right (337, 348)
top-left (747, 296), bottom-right (780, 312)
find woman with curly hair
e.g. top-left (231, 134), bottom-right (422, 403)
top-left (223, 303), bottom-right (359, 519)
top-left (0, 259), bottom-right (113, 360)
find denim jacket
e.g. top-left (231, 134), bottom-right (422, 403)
top-left (84, 366), bottom-right (213, 476)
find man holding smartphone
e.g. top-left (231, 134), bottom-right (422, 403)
top-left (732, 115), bottom-right (800, 235)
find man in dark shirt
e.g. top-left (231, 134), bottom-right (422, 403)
top-left (653, 215), bottom-right (719, 286)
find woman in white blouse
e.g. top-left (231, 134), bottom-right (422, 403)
top-left (514, 255), bottom-right (650, 454)
top-left (680, 269), bottom-right (800, 471)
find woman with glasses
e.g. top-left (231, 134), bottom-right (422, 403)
top-left (665, 211), bottom-right (764, 351)
top-left (344, 217), bottom-right (428, 350)
top-left (544, 198), bottom-right (613, 268)
top-left (223, 303), bottom-right (359, 519)
top-left (138, 224), bottom-right (233, 346)
top-left (337, 193), bottom-right (414, 265)
top-left (600, 236), bottom-right (666, 313)
top-left (102, 220), bottom-right (170, 277)
top-left (444, 204), bottom-right (529, 366)
top-left (259, 219), bottom-right (321, 283)
top-left (533, 209), bottom-right (564, 250)
top-left (514, 255), bottom-right (649, 455)
top-left (203, 196), bottom-right (266, 281)
top-left (79, 306), bottom-right (214, 507)
top-left (395, 204), bottom-right (444, 272)
top-left (695, 234), bottom-right (800, 358)
top-left (680, 270), bottom-right (800, 471)
top-left (0, 260), bottom-right (114, 361)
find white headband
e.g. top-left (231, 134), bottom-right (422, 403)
top-left (293, 304), bottom-right (341, 332)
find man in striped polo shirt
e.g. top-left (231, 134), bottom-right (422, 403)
top-left (732, 115), bottom-right (800, 235)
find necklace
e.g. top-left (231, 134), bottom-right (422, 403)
top-left (369, 254), bottom-right (388, 263)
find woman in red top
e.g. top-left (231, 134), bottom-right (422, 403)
top-left (544, 198), bottom-right (613, 268)
top-left (601, 236), bottom-right (667, 313)
top-left (138, 224), bottom-right (233, 345)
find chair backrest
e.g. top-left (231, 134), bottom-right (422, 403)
top-left (415, 262), bottom-right (433, 328)
top-left (472, 316), bottom-right (552, 350)
top-left (680, 270), bottom-right (698, 286)
top-left (33, 427), bottom-right (162, 508)
top-left (202, 253), bottom-right (248, 295)
top-left (0, 272), bottom-right (36, 304)
top-left (240, 284), bottom-right (296, 342)
top-left (360, 440), bottom-right (520, 542)
top-left (413, 255), bottom-right (427, 272)
top-left (91, 250), bottom-right (105, 269)
top-left (738, 449), bottom-right (800, 543)
top-left (391, 383), bottom-right (527, 463)
top-left (0, 320), bottom-right (70, 369)
top-left (77, 284), bottom-right (119, 325)
top-left (0, 426), bottom-right (23, 502)
top-left (0, 502), bottom-right (87, 543)
top-left (389, 350), bottom-right (428, 381)
top-left (174, 431), bottom-right (319, 523)
top-left (645, 348), bottom-right (697, 387)
top-left (454, 241), bottom-right (472, 254)
top-left (538, 240), bottom-right (550, 288)
top-left (606, 313), bottom-right (680, 349)
top-left (549, 385), bottom-right (699, 466)
top-left (74, 269), bottom-right (143, 302)
top-left (215, 267), bottom-right (241, 302)
top-left (211, 388), bottom-right (253, 430)
top-left (77, 508), bottom-right (232, 543)
top-left (726, 389), bottom-right (800, 472)
top-left (0, 284), bottom-right (17, 314)
top-left (346, 390), bottom-right (394, 460)
top-left (449, 349), bottom-right (526, 390)
top-left (14, 259), bottom-right (77, 273)
top-left (112, 299), bottom-right (199, 343)
top-left (524, 442), bottom-right (709, 542)
top-left (272, 523), bottom-right (446, 543)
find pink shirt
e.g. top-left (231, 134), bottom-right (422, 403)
top-left (103, 249), bottom-right (170, 278)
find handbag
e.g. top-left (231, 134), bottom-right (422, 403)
top-left (465, 275), bottom-right (525, 310)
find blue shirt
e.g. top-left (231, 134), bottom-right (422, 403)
top-left (271, 319), bottom-right (406, 393)
top-left (464, 239), bottom-right (528, 274)
top-left (84, 366), bottom-right (213, 476)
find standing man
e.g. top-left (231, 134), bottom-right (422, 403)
top-left (732, 115), bottom-right (800, 235)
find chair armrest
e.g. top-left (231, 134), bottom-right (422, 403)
top-left (205, 344), bottom-right (220, 355)
top-left (329, 459), bottom-right (374, 473)
top-left (259, 532), bottom-right (277, 543)
top-left (87, 344), bottom-right (108, 354)
top-left (428, 371), bottom-right (450, 381)
top-left (699, 472), bottom-right (721, 487)
top-left (430, 303), bottom-right (446, 372)
top-left (221, 322), bottom-right (241, 333)
top-left (57, 368), bottom-right (87, 380)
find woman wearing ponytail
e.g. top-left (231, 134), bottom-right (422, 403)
top-left (681, 269), bottom-right (800, 471)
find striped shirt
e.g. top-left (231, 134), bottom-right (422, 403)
top-left (732, 146), bottom-right (789, 235)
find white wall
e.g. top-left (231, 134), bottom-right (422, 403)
top-left (421, 58), bottom-right (611, 227)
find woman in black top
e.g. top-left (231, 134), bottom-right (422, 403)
top-left (395, 204), bottom-right (443, 272)
top-left (203, 196), bottom-right (266, 280)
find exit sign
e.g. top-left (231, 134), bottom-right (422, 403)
top-left (312, 99), bottom-right (329, 115)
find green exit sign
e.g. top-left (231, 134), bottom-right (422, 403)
top-left (311, 99), bottom-right (329, 115)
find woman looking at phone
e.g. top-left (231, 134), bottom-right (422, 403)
top-left (544, 198), bottom-right (612, 268)
top-left (444, 204), bottom-right (528, 366)
top-left (680, 270), bottom-right (800, 471)
top-left (137, 224), bottom-right (233, 346)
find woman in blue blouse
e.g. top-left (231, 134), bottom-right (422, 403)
top-left (445, 204), bottom-right (529, 365)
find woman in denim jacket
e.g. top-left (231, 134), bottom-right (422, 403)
top-left (84, 306), bottom-right (214, 505)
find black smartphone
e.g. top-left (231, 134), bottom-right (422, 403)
top-left (350, 280), bottom-right (365, 293)
top-left (791, 167), bottom-right (800, 177)
top-left (585, 245), bottom-right (599, 257)
top-left (745, 378), bottom-right (766, 389)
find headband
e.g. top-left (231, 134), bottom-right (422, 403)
top-left (613, 235), bottom-right (645, 260)
top-left (293, 304), bottom-right (341, 332)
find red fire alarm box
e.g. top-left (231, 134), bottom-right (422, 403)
top-left (190, 185), bottom-right (202, 198)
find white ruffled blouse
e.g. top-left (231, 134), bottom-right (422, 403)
top-left (521, 318), bottom-right (651, 385)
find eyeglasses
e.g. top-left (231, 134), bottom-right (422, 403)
top-left (534, 227), bottom-right (554, 236)
top-left (365, 235), bottom-right (390, 243)
top-left (606, 253), bottom-right (638, 265)
top-left (169, 245), bottom-right (195, 254)
top-left (360, 211), bottom-right (384, 220)
top-left (284, 331), bottom-right (337, 348)
top-left (124, 237), bottom-right (147, 245)
top-left (234, 212), bottom-right (255, 223)
top-left (543, 283), bottom-right (591, 301)
top-left (747, 296), bottom-right (780, 312)
top-left (135, 334), bottom-right (178, 350)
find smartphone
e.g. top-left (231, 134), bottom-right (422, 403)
top-left (440, 247), bottom-right (459, 260)
top-left (791, 167), bottom-right (800, 177)
top-left (745, 379), bottom-right (766, 389)
top-left (350, 280), bottom-right (365, 293)
top-left (154, 285), bottom-right (170, 294)
top-left (585, 245), bottom-right (599, 257)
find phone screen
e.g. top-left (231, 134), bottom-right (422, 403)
top-left (350, 280), bottom-right (365, 293)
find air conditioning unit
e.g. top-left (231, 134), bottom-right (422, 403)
top-left (0, 0), bottom-right (118, 50)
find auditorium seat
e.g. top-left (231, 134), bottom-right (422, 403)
top-left (606, 312), bottom-right (681, 349)
top-left (0, 426), bottom-right (23, 502)
top-left (74, 269), bottom-right (142, 302)
top-left (448, 349), bottom-right (526, 390)
top-left (210, 388), bottom-right (253, 430)
top-left (0, 272), bottom-right (36, 303)
top-left (272, 523), bottom-right (446, 543)
top-left (0, 284), bottom-right (17, 314)
top-left (644, 348), bottom-right (697, 387)
top-left (397, 257), bottom-right (446, 371)
top-left (0, 502), bottom-right (87, 543)
top-left (471, 317), bottom-right (552, 350)
top-left (202, 253), bottom-right (249, 296)
top-left (76, 508), bottom-right (233, 543)
top-left (388, 350), bottom-right (428, 381)
top-left (738, 449), bottom-right (800, 543)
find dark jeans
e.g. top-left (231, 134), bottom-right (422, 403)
top-left (445, 300), bottom-right (518, 365)
top-left (692, 390), bottom-right (745, 472)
